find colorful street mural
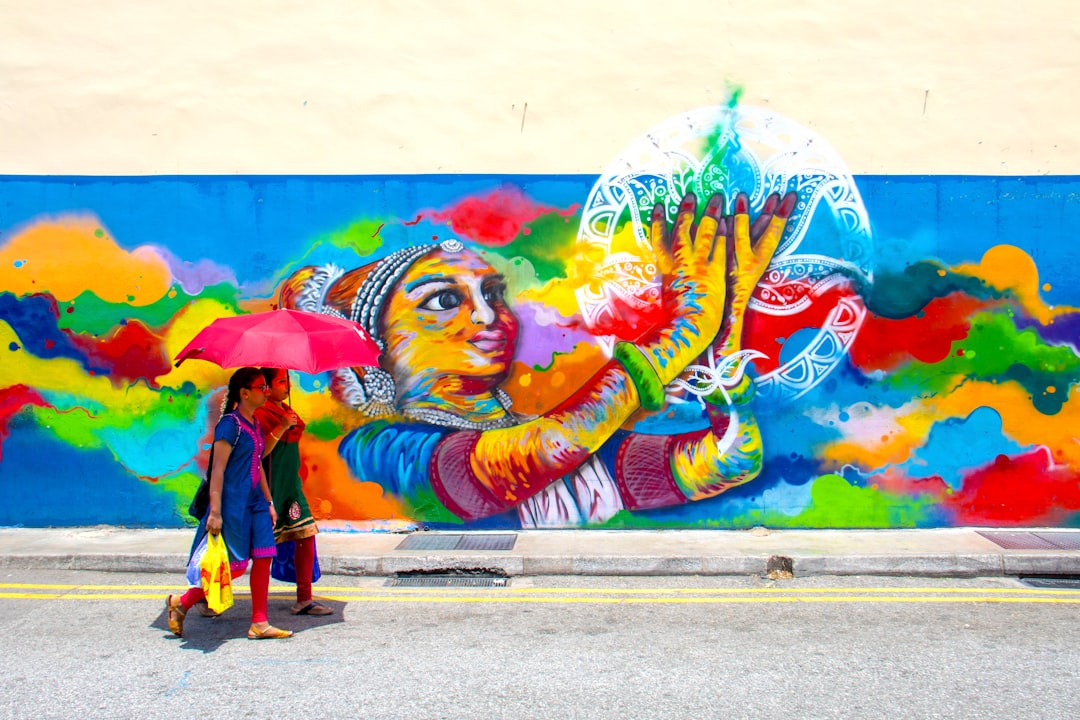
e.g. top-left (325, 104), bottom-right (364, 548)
top-left (3, 104), bottom-right (1080, 529)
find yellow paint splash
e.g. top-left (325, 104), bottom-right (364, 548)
top-left (953, 245), bottom-right (1072, 325)
top-left (0, 215), bottom-right (171, 306)
top-left (820, 379), bottom-right (1080, 473)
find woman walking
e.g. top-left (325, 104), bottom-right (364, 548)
top-left (166, 367), bottom-right (294, 639)
top-left (256, 367), bottom-right (332, 616)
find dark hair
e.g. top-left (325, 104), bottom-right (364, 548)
top-left (261, 367), bottom-right (287, 385)
top-left (223, 367), bottom-right (264, 414)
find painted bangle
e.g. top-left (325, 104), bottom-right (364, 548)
top-left (612, 342), bottom-right (666, 412)
top-left (703, 374), bottom-right (756, 407)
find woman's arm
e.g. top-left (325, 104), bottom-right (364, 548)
top-left (206, 438), bottom-right (231, 536)
top-left (258, 463), bottom-right (278, 526)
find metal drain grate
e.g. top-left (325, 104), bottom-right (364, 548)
top-left (458, 535), bottom-right (517, 551)
top-left (1020, 577), bottom-right (1080, 590)
top-left (386, 575), bottom-right (509, 588)
top-left (395, 533), bottom-right (517, 551)
top-left (977, 531), bottom-right (1080, 550)
top-left (1033, 532), bottom-right (1080, 550)
top-left (396, 534), bottom-right (463, 550)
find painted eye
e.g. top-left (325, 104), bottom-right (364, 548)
top-left (420, 289), bottom-right (463, 311)
top-left (482, 281), bottom-right (506, 304)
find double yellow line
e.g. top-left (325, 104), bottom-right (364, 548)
top-left (1, 583), bottom-right (1079, 604)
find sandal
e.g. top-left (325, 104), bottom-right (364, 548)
top-left (291, 601), bottom-right (333, 616)
top-left (247, 623), bottom-right (294, 640)
top-left (165, 595), bottom-right (187, 637)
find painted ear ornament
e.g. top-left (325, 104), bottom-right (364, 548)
top-left (331, 366), bottom-right (397, 418)
top-left (290, 239), bottom-right (468, 419)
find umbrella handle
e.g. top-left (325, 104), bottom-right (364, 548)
top-left (173, 348), bottom-right (204, 368)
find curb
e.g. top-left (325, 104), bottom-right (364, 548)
top-left (4, 550), bottom-right (1080, 578)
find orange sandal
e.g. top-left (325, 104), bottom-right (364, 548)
top-left (165, 595), bottom-right (187, 637)
top-left (247, 623), bottom-right (294, 640)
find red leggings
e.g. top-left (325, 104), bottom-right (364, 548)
top-left (295, 536), bottom-right (316, 604)
top-left (180, 556), bottom-right (272, 623)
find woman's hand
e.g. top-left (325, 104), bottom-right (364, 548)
top-left (206, 511), bottom-right (223, 536)
top-left (638, 192), bottom-right (729, 385)
top-left (280, 411), bottom-right (298, 432)
top-left (268, 504), bottom-right (278, 526)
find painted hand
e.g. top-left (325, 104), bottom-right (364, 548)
top-left (716, 191), bottom-right (797, 352)
top-left (638, 192), bottom-right (729, 385)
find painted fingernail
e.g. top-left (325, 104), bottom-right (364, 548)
top-left (705, 193), bottom-right (724, 217)
top-left (735, 194), bottom-right (748, 214)
top-left (778, 192), bottom-right (797, 219)
top-left (652, 203), bottom-right (664, 221)
top-left (680, 192), bottom-right (697, 210)
top-left (762, 193), bottom-right (779, 214)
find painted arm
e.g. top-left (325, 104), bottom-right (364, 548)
top-left (651, 190), bottom-right (796, 505)
top-left (431, 192), bottom-right (795, 518)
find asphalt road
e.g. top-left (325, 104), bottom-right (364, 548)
top-left (1, 570), bottom-right (1078, 720)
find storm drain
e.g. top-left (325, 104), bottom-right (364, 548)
top-left (395, 533), bottom-right (517, 551)
top-left (1019, 577), bottom-right (1080, 590)
top-left (976, 531), bottom-right (1080, 550)
top-left (385, 574), bottom-right (509, 588)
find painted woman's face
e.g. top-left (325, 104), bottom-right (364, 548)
top-left (381, 248), bottom-right (519, 386)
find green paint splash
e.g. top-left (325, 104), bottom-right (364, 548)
top-left (489, 211), bottom-right (578, 283)
top-left (866, 261), bottom-right (1002, 320)
top-left (598, 474), bottom-right (934, 529)
top-left (888, 309), bottom-right (1080, 414)
top-left (57, 283), bottom-right (242, 335)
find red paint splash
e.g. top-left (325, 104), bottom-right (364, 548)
top-left (850, 293), bottom-right (988, 373)
top-left (743, 283), bottom-right (858, 374)
top-left (588, 289), bottom-right (669, 343)
top-left (946, 450), bottom-right (1080, 525)
top-left (0, 385), bottom-right (52, 461)
top-left (426, 186), bottom-right (575, 247)
top-left (68, 319), bottom-right (172, 388)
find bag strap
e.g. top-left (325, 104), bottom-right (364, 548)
top-left (206, 412), bottom-right (243, 479)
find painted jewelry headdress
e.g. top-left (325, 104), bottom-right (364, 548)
top-left (279, 239), bottom-right (464, 417)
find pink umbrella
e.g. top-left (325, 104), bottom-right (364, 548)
top-left (174, 308), bottom-right (380, 374)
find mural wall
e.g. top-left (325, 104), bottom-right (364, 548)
top-left (3, 105), bottom-right (1079, 529)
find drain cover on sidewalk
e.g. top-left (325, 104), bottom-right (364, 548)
top-left (976, 531), bottom-right (1080, 550)
top-left (395, 533), bottom-right (517, 551)
top-left (386, 574), bottom-right (509, 588)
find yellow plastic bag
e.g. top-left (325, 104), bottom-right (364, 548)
top-left (199, 533), bottom-right (234, 613)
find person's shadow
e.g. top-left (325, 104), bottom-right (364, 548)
top-left (152, 598), bottom-right (345, 653)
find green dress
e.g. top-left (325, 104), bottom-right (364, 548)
top-left (263, 433), bottom-right (318, 543)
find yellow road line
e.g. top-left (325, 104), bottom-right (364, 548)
top-left (0, 591), bottom-right (1078, 604)
top-left (1, 583), bottom-right (1077, 595)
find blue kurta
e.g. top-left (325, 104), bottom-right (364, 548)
top-left (189, 412), bottom-right (276, 573)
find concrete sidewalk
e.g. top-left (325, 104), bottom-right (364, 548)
top-left (2, 526), bottom-right (1080, 578)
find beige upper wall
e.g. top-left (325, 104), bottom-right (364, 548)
top-left (1, 0), bottom-right (1076, 176)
